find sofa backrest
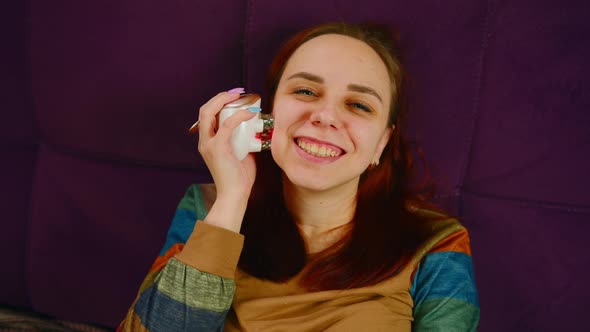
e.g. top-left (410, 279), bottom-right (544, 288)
top-left (2, 0), bottom-right (588, 330)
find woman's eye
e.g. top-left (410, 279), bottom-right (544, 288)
top-left (350, 102), bottom-right (372, 113)
top-left (293, 88), bottom-right (315, 97)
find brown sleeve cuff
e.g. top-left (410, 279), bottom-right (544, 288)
top-left (175, 221), bottom-right (244, 279)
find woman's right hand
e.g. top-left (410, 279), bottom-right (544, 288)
top-left (196, 89), bottom-right (258, 232)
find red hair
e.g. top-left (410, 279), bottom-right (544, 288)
top-left (239, 22), bottom-right (438, 290)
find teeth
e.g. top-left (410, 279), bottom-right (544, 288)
top-left (297, 139), bottom-right (341, 158)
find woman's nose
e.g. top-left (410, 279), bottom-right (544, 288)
top-left (309, 103), bottom-right (342, 129)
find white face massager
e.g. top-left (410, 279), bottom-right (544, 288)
top-left (220, 93), bottom-right (273, 160)
top-left (190, 93), bottom-right (273, 160)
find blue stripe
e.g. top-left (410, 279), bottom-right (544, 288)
top-left (134, 283), bottom-right (226, 332)
top-left (410, 251), bottom-right (479, 307)
top-left (159, 208), bottom-right (198, 256)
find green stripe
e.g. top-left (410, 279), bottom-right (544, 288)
top-left (177, 184), bottom-right (198, 212)
top-left (412, 207), bottom-right (450, 219)
top-left (193, 185), bottom-right (207, 221)
top-left (154, 257), bottom-right (235, 313)
top-left (413, 297), bottom-right (480, 331)
top-left (138, 269), bottom-right (161, 294)
top-left (176, 184), bottom-right (207, 221)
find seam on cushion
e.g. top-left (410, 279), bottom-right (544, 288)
top-left (26, 146), bottom-right (62, 308)
top-left (24, 0), bottom-right (41, 293)
top-left (0, 141), bottom-right (39, 151)
top-left (25, 0), bottom-right (40, 146)
top-left (457, 0), bottom-right (496, 217)
top-left (463, 189), bottom-right (590, 213)
top-left (24, 0), bottom-right (37, 308)
top-left (23, 144), bottom-right (40, 308)
top-left (39, 141), bottom-right (208, 173)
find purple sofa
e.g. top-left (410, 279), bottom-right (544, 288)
top-left (2, 0), bottom-right (589, 330)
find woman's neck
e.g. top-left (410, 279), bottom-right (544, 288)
top-left (283, 177), bottom-right (358, 253)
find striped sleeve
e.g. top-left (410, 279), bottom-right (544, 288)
top-left (118, 184), bottom-right (244, 332)
top-left (410, 217), bottom-right (480, 332)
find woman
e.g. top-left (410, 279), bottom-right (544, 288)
top-left (119, 22), bottom-right (479, 331)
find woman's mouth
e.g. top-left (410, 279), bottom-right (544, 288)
top-left (295, 137), bottom-right (344, 158)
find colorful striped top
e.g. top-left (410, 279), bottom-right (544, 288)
top-left (118, 184), bottom-right (479, 331)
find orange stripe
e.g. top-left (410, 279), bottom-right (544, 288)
top-left (428, 228), bottom-right (472, 256)
top-left (117, 311), bottom-right (150, 332)
top-left (150, 243), bottom-right (185, 272)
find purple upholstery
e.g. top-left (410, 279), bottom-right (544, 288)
top-left (1, 0), bottom-right (37, 310)
top-left (1, 0), bottom-right (588, 330)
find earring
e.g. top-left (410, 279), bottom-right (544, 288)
top-left (368, 161), bottom-right (379, 170)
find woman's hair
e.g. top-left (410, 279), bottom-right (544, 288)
top-left (238, 22), bottom-right (437, 290)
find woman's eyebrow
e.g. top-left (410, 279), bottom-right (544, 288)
top-left (347, 84), bottom-right (383, 103)
top-left (287, 72), bottom-right (324, 83)
top-left (286, 72), bottom-right (383, 104)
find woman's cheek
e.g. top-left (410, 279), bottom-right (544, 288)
top-left (269, 119), bottom-right (287, 157)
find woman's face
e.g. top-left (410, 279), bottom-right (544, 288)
top-left (271, 34), bottom-right (393, 192)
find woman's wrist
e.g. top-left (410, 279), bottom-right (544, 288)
top-left (203, 193), bottom-right (249, 233)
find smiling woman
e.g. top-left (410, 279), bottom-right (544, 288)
top-left (118, 22), bottom-right (480, 331)
top-left (270, 34), bottom-right (393, 194)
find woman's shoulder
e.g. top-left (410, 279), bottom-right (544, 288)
top-left (408, 205), bottom-right (472, 267)
top-left (407, 206), bottom-right (480, 329)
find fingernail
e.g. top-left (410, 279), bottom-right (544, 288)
top-left (228, 87), bottom-right (245, 94)
top-left (247, 106), bottom-right (262, 113)
top-left (188, 120), bottom-right (199, 134)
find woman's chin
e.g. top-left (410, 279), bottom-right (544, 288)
top-left (282, 170), bottom-right (359, 194)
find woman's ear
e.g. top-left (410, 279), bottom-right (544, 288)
top-left (371, 125), bottom-right (395, 164)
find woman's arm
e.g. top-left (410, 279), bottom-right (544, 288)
top-left (117, 184), bottom-right (244, 332)
top-left (410, 221), bottom-right (480, 332)
top-left (119, 89), bottom-right (261, 331)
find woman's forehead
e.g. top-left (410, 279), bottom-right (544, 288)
top-left (290, 34), bottom-right (381, 66)
top-left (281, 34), bottom-right (391, 104)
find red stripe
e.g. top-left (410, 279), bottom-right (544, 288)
top-left (150, 243), bottom-right (185, 272)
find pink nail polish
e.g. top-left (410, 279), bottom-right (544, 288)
top-left (227, 87), bottom-right (245, 94)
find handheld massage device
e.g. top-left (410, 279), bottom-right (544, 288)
top-left (189, 93), bottom-right (273, 160)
